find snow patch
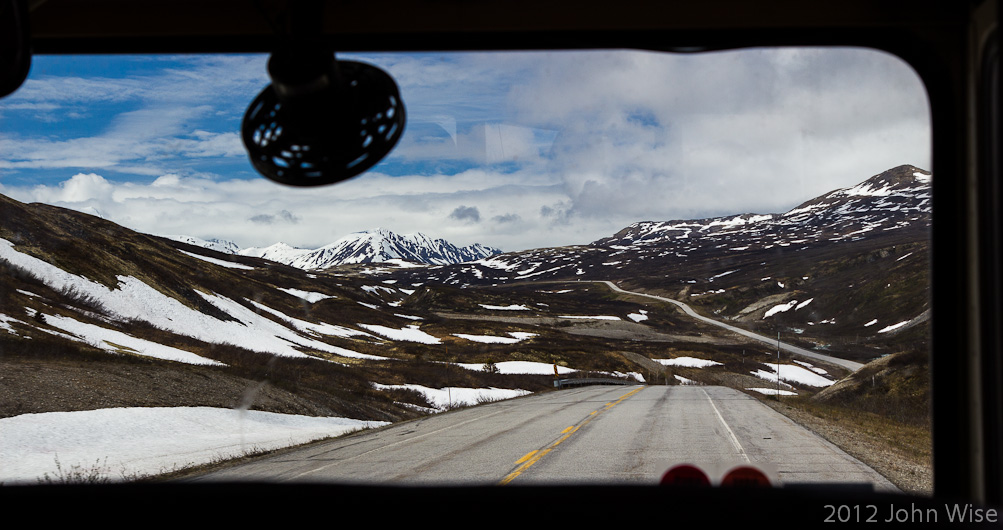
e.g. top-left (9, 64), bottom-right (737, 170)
top-left (763, 300), bottom-right (798, 318)
top-left (358, 324), bottom-right (441, 344)
top-left (654, 357), bottom-right (722, 368)
top-left (747, 387), bottom-right (798, 396)
top-left (793, 359), bottom-right (829, 375)
top-left (247, 300), bottom-right (375, 342)
top-left (178, 250), bottom-right (254, 270)
top-left (0, 407), bottom-right (386, 484)
top-left (43, 314), bottom-right (225, 366)
top-left (453, 332), bottom-right (537, 344)
top-left (627, 310), bottom-right (649, 322)
top-left (456, 361), bottom-right (574, 375)
top-left (479, 304), bottom-right (529, 311)
top-left (372, 383), bottom-right (529, 410)
top-left (278, 288), bottom-right (336, 303)
top-left (750, 363), bottom-right (834, 387)
top-left (878, 321), bottom-right (909, 333)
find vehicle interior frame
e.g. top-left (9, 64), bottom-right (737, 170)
top-left (4, 0), bottom-right (1001, 523)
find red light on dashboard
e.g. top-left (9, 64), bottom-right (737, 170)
top-left (720, 465), bottom-right (772, 487)
top-left (660, 464), bottom-right (711, 486)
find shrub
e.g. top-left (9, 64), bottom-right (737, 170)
top-left (38, 456), bottom-right (111, 485)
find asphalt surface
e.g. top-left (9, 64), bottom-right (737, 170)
top-left (599, 281), bottom-right (866, 371)
top-left (193, 385), bottom-right (895, 490)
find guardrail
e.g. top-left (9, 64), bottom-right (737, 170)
top-left (554, 377), bottom-right (637, 389)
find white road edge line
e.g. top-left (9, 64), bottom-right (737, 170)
top-left (700, 387), bottom-right (750, 463)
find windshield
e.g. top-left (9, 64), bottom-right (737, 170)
top-left (0, 48), bottom-right (932, 491)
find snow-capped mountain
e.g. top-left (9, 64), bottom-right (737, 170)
top-left (163, 235), bottom-right (241, 255)
top-left (239, 228), bottom-right (501, 270)
top-left (596, 165), bottom-right (931, 249)
top-left (236, 242), bottom-right (313, 264)
top-left (387, 165), bottom-right (932, 287)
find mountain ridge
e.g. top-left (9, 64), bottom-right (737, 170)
top-left (381, 165), bottom-right (931, 291)
top-left (594, 164), bottom-right (930, 249)
top-left (169, 228), bottom-right (502, 270)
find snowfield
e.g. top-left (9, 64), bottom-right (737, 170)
top-left (0, 407), bottom-right (387, 484)
top-left (248, 300), bottom-right (377, 342)
top-left (746, 387), bottom-right (798, 396)
top-left (627, 310), bottom-right (649, 322)
top-left (763, 300), bottom-right (797, 318)
top-left (278, 287), bottom-right (336, 303)
top-left (178, 250), bottom-right (254, 270)
top-left (42, 314), bottom-right (225, 366)
top-left (371, 384), bottom-right (531, 409)
top-left (357, 323), bottom-right (442, 344)
top-left (654, 357), bottom-right (723, 368)
top-left (478, 304), bottom-right (529, 311)
top-left (452, 332), bottom-right (537, 344)
top-left (0, 238), bottom-right (377, 361)
top-left (456, 360), bottom-right (575, 375)
top-left (750, 363), bottom-right (835, 387)
top-left (878, 320), bottom-right (910, 333)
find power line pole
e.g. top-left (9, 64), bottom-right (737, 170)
top-left (776, 331), bottom-right (781, 398)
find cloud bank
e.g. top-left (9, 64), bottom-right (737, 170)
top-left (0, 48), bottom-right (930, 251)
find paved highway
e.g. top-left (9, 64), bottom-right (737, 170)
top-left (599, 281), bottom-right (865, 371)
top-left (193, 385), bottom-right (894, 489)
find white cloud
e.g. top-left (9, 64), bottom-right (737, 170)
top-left (503, 48), bottom-right (930, 220)
top-left (0, 48), bottom-right (931, 251)
top-left (1, 170), bottom-right (585, 251)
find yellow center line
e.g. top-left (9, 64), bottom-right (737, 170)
top-left (514, 450), bottom-right (539, 464)
top-left (499, 386), bottom-right (643, 485)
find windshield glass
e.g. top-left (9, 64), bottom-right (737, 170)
top-left (0, 48), bottom-right (932, 492)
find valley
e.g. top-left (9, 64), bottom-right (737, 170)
top-left (0, 165), bottom-right (931, 490)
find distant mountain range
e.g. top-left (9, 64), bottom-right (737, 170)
top-left (386, 164), bottom-right (931, 288)
top-left (597, 164), bottom-right (930, 249)
top-left (166, 228), bottom-right (501, 270)
top-left (0, 163), bottom-right (932, 426)
top-left (163, 235), bottom-right (241, 255)
top-left (166, 165), bottom-right (930, 279)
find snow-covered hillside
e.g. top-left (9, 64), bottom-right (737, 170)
top-left (387, 165), bottom-right (932, 287)
top-left (596, 165), bottom-right (931, 249)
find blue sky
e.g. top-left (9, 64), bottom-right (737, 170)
top-left (0, 48), bottom-right (930, 251)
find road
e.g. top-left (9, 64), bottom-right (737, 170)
top-left (599, 281), bottom-right (865, 371)
top-left (193, 385), bottom-right (894, 490)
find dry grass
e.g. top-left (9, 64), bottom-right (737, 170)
top-left (761, 395), bottom-right (932, 496)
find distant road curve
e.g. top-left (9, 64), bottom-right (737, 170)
top-left (599, 281), bottom-right (865, 371)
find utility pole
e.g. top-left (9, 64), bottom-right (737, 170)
top-left (776, 331), bottom-right (781, 398)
